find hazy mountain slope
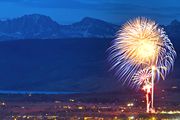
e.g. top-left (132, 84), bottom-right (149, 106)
top-left (0, 14), bottom-right (119, 39)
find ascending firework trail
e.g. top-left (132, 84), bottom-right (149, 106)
top-left (108, 17), bottom-right (176, 113)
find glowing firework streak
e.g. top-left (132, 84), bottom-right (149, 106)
top-left (133, 67), bottom-right (152, 113)
top-left (109, 17), bottom-right (176, 113)
top-left (133, 66), bottom-right (166, 113)
top-left (143, 84), bottom-right (151, 113)
top-left (151, 66), bottom-right (155, 110)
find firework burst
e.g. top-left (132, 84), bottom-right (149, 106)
top-left (109, 17), bottom-right (176, 87)
top-left (132, 67), bottom-right (152, 89)
top-left (109, 17), bottom-right (176, 113)
top-left (132, 66), bottom-right (167, 89)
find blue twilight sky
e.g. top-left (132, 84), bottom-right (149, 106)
top-left (0, 0), bottom-right (179, 25)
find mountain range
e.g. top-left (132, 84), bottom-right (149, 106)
top-left (0, 14), bottom-right (179, 40)
top-left (0, 14), bottom-right (119, 39)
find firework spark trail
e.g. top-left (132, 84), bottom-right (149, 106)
top-left (109, 17), bottom-right (176, 88)
top-left (132, 66), bottom-right (168, 112)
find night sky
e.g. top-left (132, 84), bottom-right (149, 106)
top-left (0, 0), bottom-right (179, 25)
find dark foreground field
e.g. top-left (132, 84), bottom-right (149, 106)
top-left (0, 38), bottom-right (179, 93)
top-left (0, 38), bottom-right (119, 92)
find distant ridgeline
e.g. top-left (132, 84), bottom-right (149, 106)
top-left (0, 14), bottom-right (179, 40)
top-left (0, 14), bottom-right (119, 39)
